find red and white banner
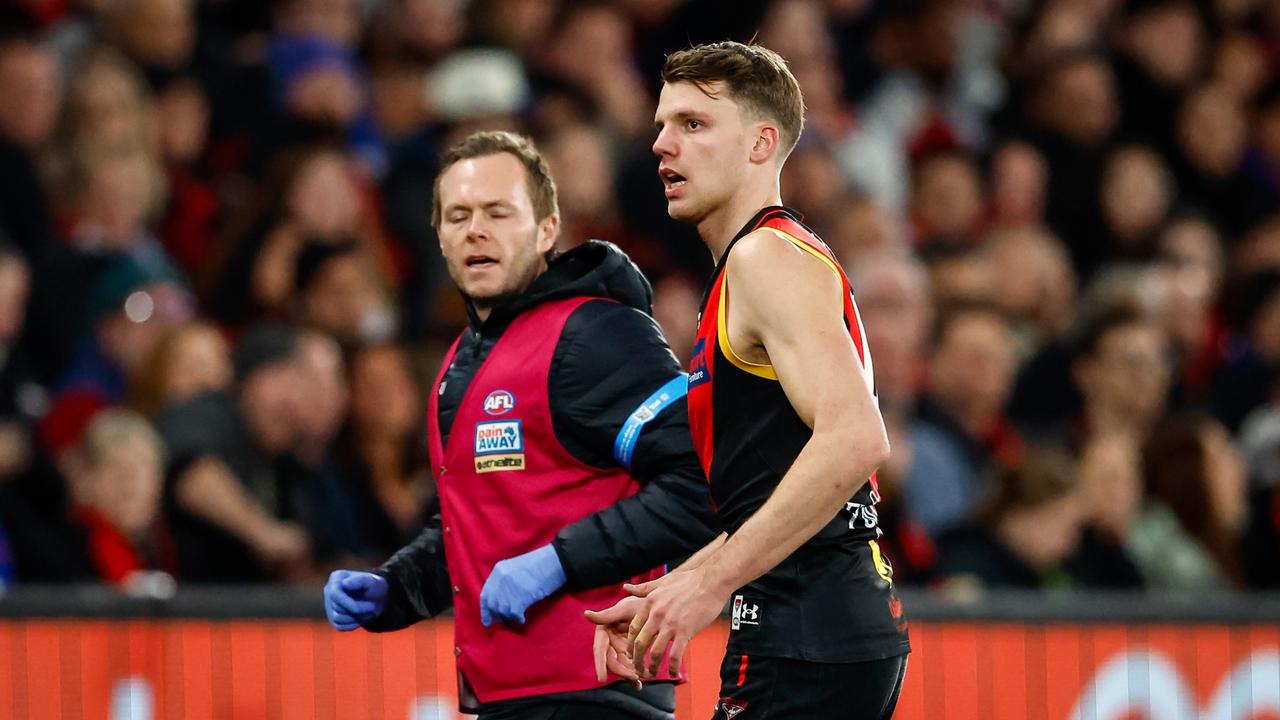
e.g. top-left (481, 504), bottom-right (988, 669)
top-left (1, 619), bottom-right (1277, 719)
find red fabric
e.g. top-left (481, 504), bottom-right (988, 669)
top-left (39, 389), bottom-right (107, 458)
top-left (160, 165), bottom-right (221, 275)
top-left (72, 506), bottom-right (141, 585)
top-left (427, 297), bottom-right (667, 703)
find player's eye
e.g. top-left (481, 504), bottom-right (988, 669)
top-left (686, 119), bottom-right (701, 131)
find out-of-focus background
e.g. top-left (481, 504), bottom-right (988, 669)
top-left (0, 0), bottom-right (1279, 717)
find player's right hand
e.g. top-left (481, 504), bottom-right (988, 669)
top-left (324, 570), bottom-right (388, 631)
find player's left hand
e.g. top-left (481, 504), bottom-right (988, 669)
top-left (587, 596), bottom-right (644, 689)
top-left (623, 567), bottom-right (726, 680)
top-left (480, 544), bottom-right (567, 626)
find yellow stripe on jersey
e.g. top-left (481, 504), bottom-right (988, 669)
top-left (759, 226), bottom-right (845, 280)
top-left (716, 270), bottom-right (779, 380)
top-left (715, 226), bottom-right (848, 380)
top-left (869, 539), bottom-right (894, 585)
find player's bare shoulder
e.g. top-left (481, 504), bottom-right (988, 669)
top-left (725, 227), bottom-right (844, 328)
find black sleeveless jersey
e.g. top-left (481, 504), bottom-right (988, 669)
top-left (687, 206), bottom-right (910, 662)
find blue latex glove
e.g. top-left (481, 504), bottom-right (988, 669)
top-left (324, 570), bottom-right (389, 631)
top-left (480, 544), bottom-right (567, 627)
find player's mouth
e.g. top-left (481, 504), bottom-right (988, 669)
top-left (660, 167), bottom-right (687, 197)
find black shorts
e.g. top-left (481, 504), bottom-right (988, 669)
top-left (712, 652), bottom-right (908, 720)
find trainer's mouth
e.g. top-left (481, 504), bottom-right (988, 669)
top-left (465, 255), bottom-right (499, 268)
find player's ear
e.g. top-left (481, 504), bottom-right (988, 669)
top-left (749, 124), bottom-right (781, 165)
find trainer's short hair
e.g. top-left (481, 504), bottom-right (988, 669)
top-left (431, 130), bottom-right (559, 229)
top-left (661, 41), bottom-right (806, 159)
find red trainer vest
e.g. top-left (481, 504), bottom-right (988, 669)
top-left (429, 296), bottom-right (665, 703)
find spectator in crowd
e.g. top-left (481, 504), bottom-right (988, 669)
top-left (336, 342), bottom-right (431, 561)
top-left (280, 330), bottom-right (367, 569)
top-left (128, 321), bottom-right (232, 417)
top-left (1071, 303), bottom-right (1172, 445)
top-left (0, 32), bottom-right (61, 258)
top-left (56, 256), bottom-right (192, 405)
top-left (10, 0), bottom-right (1280, 594)
top-left (62, 409), bottom-right (177, 588)
top-left (1173, 83), bottom-right (1271, 237)
top-left (0, 245), bottom-right (42, 481)
top-left (267, 0), bottom-right (384, 173)
top-left (825, 192), bottom-right (902, 267)
top-left (904, 303), bottom-right (1022, 537)
top-left (987, 140), bottom-right (1049, 231)
top-left (292, 240), bottom-right (395, 345)
top-left (154, 323), bottom-right (310, 582)
top-left (215, 146), bottom-right (395, 325)
top-left (63, 143), bottom-right (171, 274)
top-left (1212, 269), bottom-right (1280, 431)
top-left (1067, 432), bottom-right (1147, 589)
top-left (1098, 145), bottom-right (1176, 260)
top-left (934, 449), bottom-right (1086, 591)
top-left (1134, 413), bottom-right (1249, 590)
top-left (1027, 49), bottom-right (1120, 279)
top-left (48, 48), bottom-right (156, 175)
top-left (103, 0), bottom-right (196, 87)
top-left (154, 76), bottom-right (220, 281)
top-left (909, 149), bottom-right (986, 249)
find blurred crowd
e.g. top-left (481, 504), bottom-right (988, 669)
top-left (0, 0), bottom-right (1279, 596)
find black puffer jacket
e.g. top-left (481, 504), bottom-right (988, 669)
top-left (368, 239), bottom-right (720, 626)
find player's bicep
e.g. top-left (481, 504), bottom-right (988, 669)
top-left (732, 236), bottom-right (881, 435)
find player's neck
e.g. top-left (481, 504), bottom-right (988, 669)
top-left (699, 179), bottom-right (783, 263)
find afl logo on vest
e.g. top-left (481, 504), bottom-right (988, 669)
top-left (483, 389), bottom-right (516, 415)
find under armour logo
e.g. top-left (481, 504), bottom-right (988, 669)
top-left (740, 604), bottom-right (759, 621)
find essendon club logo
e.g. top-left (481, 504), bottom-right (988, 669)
top-left (483, 390), bottom-right (516, 415)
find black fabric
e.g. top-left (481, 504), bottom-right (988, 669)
top-left (712, 652), bottom-right (908, 720)
top-left (154, 391), bottom-right (276, 582)
top-left (0, 461), bottom-right (95, 582)
top-left (1064, 526), bottom-right (1145, 589)
top-left (0, 137), bottom-right (54, 260)
top-left (934, 525), bottom-right (1042, 589)
top-left (692, 206), bottom-right (909, 663)
top-left (276, 454), bottom-right (368, 564)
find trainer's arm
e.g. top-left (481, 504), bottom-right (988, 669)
top-left (696, 231), bottom-right (890, 597)
top-left (362, 500), bottom-right (454, 631)
top-left (551, 301), bottom-right (722, 588)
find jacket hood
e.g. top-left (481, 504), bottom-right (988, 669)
top-left (468, 240), bottom-right (653, 331)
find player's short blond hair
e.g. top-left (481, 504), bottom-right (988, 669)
top-left (661, 42), bottom-right (806, 159)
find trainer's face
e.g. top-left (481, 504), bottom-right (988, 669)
top-left (653, 80), bottom-right (756, 224)
top-left (437, 153), bottom-right (558, 314)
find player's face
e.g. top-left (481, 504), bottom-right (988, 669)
top-left (437, 153), bottom-right (558, 311)
top-left (652, 80), bottom-right (756, 224)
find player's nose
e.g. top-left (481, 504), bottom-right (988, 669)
top-left (652, 126), bottom-right (676, 158)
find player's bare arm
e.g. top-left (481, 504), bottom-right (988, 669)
top-left (595, 229), bottom-right (890, 680)
top-left (695, 229), bottom-right (891, 591)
